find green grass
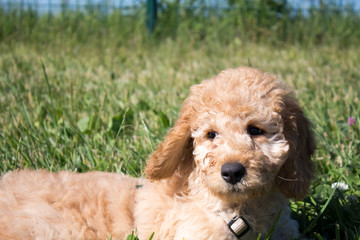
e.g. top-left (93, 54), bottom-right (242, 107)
top-left (0, 2), bottom-right (360, 238)
top-left (1, 39), bottom-right (359, 239)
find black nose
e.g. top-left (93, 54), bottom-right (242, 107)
top-left (221, 162), bottom-right (246, 184)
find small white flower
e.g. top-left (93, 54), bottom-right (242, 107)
top-left (331, 182), bottom-right (349, 191)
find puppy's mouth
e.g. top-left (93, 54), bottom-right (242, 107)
top-left (227, 184), bottom-right (243, 192)
top-left (214, 181), bottom-right (252, 202)
top-left (224, 180), bottom-right (247, 192)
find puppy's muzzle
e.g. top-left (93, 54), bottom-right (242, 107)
top-left (221, 162), bottom-right (246, 184)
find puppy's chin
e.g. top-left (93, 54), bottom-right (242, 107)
top-left (205, 179), bottom-right (265, 203)
top-left (204, 172), bottom-right (279, 203)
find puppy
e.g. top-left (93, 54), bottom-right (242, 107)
top-left (0, 67), bottom-right (315, 239)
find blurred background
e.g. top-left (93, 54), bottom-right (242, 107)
top-left (1, 0), bottom-right (360, 46)
top-left (1, 1), bottom-right (359, 239)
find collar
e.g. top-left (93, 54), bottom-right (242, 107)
top-left (219, 211), bottom-right (259, 239)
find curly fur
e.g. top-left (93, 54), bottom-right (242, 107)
top-left (0, 67), bottom-right (315, 239)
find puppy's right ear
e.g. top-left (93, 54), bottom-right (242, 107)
top-left (276, 97), bottom-right (316, 200)
top-left (145, 105), bottom-right (194, 180)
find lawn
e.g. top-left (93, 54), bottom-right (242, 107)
top-left (0, 3), bottom-right (360, 238)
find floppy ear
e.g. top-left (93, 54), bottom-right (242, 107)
top-left (145, 105), bottom-right (194, 180)
top-left (276, 97), bottom-right (316, 200)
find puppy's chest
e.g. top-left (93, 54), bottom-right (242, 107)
top-left (163, 205), bottom-right (243, 240)
top-left (165, 200), bottom-right (281, 240)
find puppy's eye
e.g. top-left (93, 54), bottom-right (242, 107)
top-left (207, 131), bottom-right (218, 140)
top-left (247, 126), bottom-right (264, 136)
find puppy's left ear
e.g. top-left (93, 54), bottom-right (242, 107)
top-left (276, 97), bottom-right (316, 200)
top-left (145, 105), bottom-right (194, 180)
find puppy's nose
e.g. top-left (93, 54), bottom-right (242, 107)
top-left (221, 162), bottom-right (246, 184)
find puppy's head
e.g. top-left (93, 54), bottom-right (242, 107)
top-left (146, 67), bottom-right (315, 201)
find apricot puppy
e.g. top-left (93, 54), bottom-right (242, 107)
top-left (0, 67), bottom-right (315, 239)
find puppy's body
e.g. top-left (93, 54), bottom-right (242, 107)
top-left (135, 178), bottom-right (299, 239)
top-left (0, 67), bottom-right (315, 239)
top-left (0, 170), bottom-right (139, 239)
top-left (0, 171), bottom-right (297, 240)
